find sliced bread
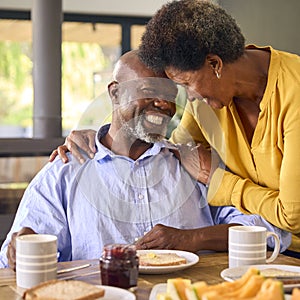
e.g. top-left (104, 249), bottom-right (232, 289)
top-left (22, 279), bottom-right (105, 300)
top-left (139, 252), bottom-right (187, 266)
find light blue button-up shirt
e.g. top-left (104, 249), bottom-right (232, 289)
top-left (0, 125), bottom-right (291, 268)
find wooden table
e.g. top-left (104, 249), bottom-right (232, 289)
top-left (0, 252), bottom-right (299, 299)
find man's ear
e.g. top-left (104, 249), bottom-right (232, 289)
top-left (108, 81), bottom-right (119, 103)
top-left (206, 54), bottom-right (223, 77)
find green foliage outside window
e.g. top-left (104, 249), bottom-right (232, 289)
top-left (0, 40), bottom-right (112, 132)
top-left (0, 41), bottom-right (33, 127)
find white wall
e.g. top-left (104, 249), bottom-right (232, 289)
top-left (220, 0), bottom-right (300, 55)
top-left (0, 0), bottom-right (169, 16)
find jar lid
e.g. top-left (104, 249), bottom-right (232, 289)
top-left (102, 244), bottom-right (136, 259)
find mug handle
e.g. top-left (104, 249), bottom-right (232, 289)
top-left (266, 232), bottom-right (280, 263)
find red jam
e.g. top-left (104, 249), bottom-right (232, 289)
top-left (100, 244), bottom-right (139, 289)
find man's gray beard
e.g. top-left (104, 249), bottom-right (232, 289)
top-left (121, 116), bottom-right (168, 143)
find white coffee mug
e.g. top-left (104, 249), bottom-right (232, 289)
top-left (16, 234), bottom-right (57, 288)
top-left (228, 226), bottom-right (280, 268)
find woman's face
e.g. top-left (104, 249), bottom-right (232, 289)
top-left (165, 61), bottom-right (233, 109)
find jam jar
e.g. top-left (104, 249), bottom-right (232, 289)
top-left (100, 244), bottom-right (139, 289)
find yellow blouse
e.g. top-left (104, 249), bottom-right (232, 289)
top-left (170, 45), bottom-right (300, 251)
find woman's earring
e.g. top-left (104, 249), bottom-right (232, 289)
top-left (215, 70), bottom-right (221, 79)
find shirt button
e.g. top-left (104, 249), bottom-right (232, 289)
top-left (135, 161), bottom-right (139, 166)
top-left (138, 194), bottom-right (144, 200)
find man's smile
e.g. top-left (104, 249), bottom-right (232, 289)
top-left (145, 114), bottom-right (164, 125)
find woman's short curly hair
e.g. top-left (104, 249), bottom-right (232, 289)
top-left (139, 0), bottom-right (245, 72)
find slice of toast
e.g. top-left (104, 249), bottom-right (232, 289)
top-left (260, 268), bottom-right (300, 278)
top-left (23, 279), bottom-right (105, 300)
top-left (139, 252), bottom-right (187, 266)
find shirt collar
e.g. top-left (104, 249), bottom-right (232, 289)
top-left (94, 123), bottom-right (177, 161)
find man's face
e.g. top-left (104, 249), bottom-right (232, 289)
top-left (116, 77), bottom-right (178, 143)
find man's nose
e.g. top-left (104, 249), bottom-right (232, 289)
top-left (153, 98), bottom-right (170, 109)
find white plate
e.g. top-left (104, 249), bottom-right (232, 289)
top-left (149, 283), bottom-right (292, 300)
top-left (137, 250), bottom-right (199, 274)
top-left (96, 285), bottom-right (135, 300)
top-left (220, 264), bottom-right (300, 293)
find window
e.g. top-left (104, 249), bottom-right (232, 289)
top-left (0, 12), bottom-right (149, 143)
top-left (0, 18), bottom-right (33, 137)
top-left (61, 22), bottom-right (122, 132)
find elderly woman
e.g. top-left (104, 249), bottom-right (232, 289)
top-left (138, 0), bottom-right (300, 255)
top-left (50, 0), bottom-right (300, 256)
